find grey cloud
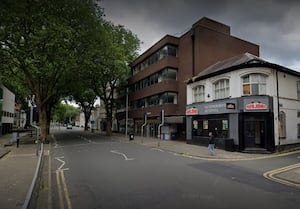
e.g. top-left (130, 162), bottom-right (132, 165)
top-left (101, 0), bottom-right (300, 71)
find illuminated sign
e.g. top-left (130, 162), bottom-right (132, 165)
top-left (245, 102), bottom-right (267, 110)
top-left (186, 108), bottom-right (199, 115)
top-left (226, 103), bottom-right (236, 109)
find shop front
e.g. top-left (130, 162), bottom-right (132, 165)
top-left (239, 96), bottom-right (275, 152)
top-left (186, 96), bottom-right (275, 152)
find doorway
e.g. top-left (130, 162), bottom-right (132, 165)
top-left (244, 119), bottom-right (265, 148)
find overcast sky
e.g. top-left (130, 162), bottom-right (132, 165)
top-left (100, 0), bottom-right (300, 72)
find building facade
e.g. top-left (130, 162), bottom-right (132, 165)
top-left (186, 53), bottom-right (300, 152)
top-left (117, 17), bottom-right (259, 139)
top-left (0, 85), bottom-right (15, 135)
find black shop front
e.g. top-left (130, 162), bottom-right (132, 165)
top-left (186, 96), bottom-right (275, 152)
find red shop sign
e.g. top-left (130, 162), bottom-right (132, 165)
top-left (246, 102), bottom-right (267, 110)
top-left (186, 108), bottom-right (199, 115)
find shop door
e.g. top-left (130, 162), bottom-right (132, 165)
top-left (244, 120), bottom-right (265, 148)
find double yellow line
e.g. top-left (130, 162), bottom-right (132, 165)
top-left (263, 163), bottom-right (300, 188)
top-left (56, 169), bottom-right (72, 209)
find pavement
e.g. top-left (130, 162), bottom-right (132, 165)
top-left (0, 129), bottom-right (299, 209)
top-left (0, 131), bottom-right (47, 209)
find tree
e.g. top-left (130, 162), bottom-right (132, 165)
top-left (90, 22), bottom-right (140, 135)
top-left (52, 102), bottom-right (80, 125)
top-left (69, 89), bottom-right (97, 131)
top-left (0, 0), bottom-right (102, 141)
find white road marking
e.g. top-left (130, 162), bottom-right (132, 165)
top-left (55, 156), bottom-right (67, 170)
top-left (151, 148), bottom-right (164, 152)
top-left (110, 150), bottom-right (134, 161)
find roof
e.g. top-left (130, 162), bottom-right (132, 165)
top-left (187, 52), bottom-right (300, 84)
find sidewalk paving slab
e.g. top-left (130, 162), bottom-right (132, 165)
top-left (0, 133), bottom-right (40, 209)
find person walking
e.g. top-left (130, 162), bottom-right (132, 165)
top-left (208, 131), bottom-right (215, 156)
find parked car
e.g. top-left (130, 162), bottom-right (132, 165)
top-left (66, 124), bottom-right (72, 129)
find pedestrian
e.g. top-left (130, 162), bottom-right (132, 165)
top-left (16, 132), bottom-right (20, 148)
top-left (208, 131), bottom-right (215, 156)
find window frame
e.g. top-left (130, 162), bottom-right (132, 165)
top-left (213, 79), bottom-right (230, 100)
top-left (193, 85), bottom-right (205, 103)
top-left (242, 73), bottom-right (267, 96)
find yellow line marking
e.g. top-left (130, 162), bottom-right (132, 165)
top-left (263, 163), bottom-right (300, 188)
top-left (56, 170), bottom-right (73, 209)
top-left (56, 170), bottom-right (64, 209)
top-left (60, 170), bottom-right (73, 209)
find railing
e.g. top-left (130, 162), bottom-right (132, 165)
top-left (31, 124), bottom-right (41, 156)
top-left (21, 137), bottom-right (44, 209)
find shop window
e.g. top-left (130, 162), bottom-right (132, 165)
top-left (193, 120), bottom-right (198, 129)
top-left (279, 111), bottom-right (286, 139)
top-left (203, 120), bottom-right (208, 129)
top-left (192, 118), bottom-right (229, 138)
top-left (242, 74), bottom-right (267, 96)
top-left (214, 79), bottom-right (229, 99)
top-left (222, 120), bottom-right (228, 130)
top-left (193, 85), bottom-right (205, 103)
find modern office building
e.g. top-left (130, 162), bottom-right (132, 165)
top-left (0, 85), bottom-right (15, 135)
top-left (117, 17), bottom-right (259, 139)
top-left (186, 53), bottom-right (300, 152)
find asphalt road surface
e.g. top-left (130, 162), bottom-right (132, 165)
top-left (47, 129), bottom-right (300, 209)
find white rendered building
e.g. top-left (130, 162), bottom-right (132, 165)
top-left (186, 53), bottom-right (300, 152)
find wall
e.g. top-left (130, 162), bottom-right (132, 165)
top-left (277, 71), bottom-right (300, 144)
top-left (1, 85), bottom-right (15, 124)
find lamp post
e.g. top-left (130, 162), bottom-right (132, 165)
top-left (125, 88), bottom-right (128, 136)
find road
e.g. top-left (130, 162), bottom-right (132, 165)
top-left (44, 128), bottom-right (300, 209)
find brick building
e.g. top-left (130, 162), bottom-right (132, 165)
top-left (117, 17), bottom-right (259, 139)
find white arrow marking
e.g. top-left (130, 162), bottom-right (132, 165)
top-left (110, 150), bottom-right (134, 161)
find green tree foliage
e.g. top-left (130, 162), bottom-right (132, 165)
top-left (0, 0), bottom-right (140, 138)
top-left (0, 0), bottom-right (101, 140)
top-left (52, 103), bottom-right (80, 125)
top-left (90, 22), bottom-right (140, 135)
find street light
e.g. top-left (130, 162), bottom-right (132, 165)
top-left (125, 88), bottom-right (129, 136)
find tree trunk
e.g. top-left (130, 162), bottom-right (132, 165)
top-left (84, 112), bottom-right (90, 131)
top-left (105, 107), bottom-right (112, 136)
top-left (39, 104), bottom-right (48, 143)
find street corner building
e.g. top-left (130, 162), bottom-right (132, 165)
top-left (116, 17), bottom-right (259, 140)
top-left (186, 53), bottom-right (300, 153)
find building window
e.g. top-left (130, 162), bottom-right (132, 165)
top-left (214, 79), bottom-right (229, 100)
top-left (242, 74), bottom-right (267, 95)
top-left (161, 92), bottom-right (177, 104)
top-left (279, 111), bottom-right (286, 139)
top-left (132, 44), bottom-right (178, 75)
top-left (297, 81), bottom-right (300, 100)
top-left (298, 124), bottom-right (300, 138)
top-left (193, 85), bottom-right (205, 103)
top-left (132, 67), bottom-right (177, 92)
top-left (298, 111), bottom-right (300, 118)
top-left (161, 68), bottom-right (177, 81)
